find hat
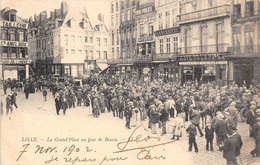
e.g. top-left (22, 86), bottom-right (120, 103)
top-left (218, 114), bottom-right (224, 119)
top-left (230, 102), bottom-right (236, 106)
top-left (256, 109), bottom-right (260, 115)
top-left (251, 101), bottom-right (256, 105)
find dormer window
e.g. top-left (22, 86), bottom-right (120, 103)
top-left (10, 14), bottom-right (16, 22)
top-left (67, 20), bottom-right (71, 27)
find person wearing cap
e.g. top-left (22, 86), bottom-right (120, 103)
top-left (92, 95), bottom-right (100, 118)
top-left (110, 95), bottom-right (118, 117)
top-left (118, 95), bottom-right (125, 119)
top-left (11, 90), bottom-right (18, 109)
top-left (215, 113), bottom-right (228, 151)
top-left (150, 104), bottom-right (160, 134)
top-left (160, 103), bottom-right (169, 136)
top-left (24, 84), bottom-right (30, 99)
top-left (205, 121), bottom-right (214, 151)
top-left (223, 127), bottom-right (243, 165)
top-left (76, 89), bottom-right (83, 106)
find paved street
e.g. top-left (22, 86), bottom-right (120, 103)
top-left (1, 89), bottom-right (260, 165)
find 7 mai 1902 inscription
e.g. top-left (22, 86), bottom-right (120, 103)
top-left (17, 125), bottom-right (175, 165)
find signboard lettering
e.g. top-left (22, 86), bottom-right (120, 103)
top-left (1, 21), bottom-right (28, 29)
top-left (135, 6), bottom-right (154, 16)
top-left (154, 27), bottom-right (180, 36)
top-left (0, 40), bottom-right (28, 47)
top-left (179, 61), bottom-right (227, 65)
top-left (0, 59), bottom-right (32, 64)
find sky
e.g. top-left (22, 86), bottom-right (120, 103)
top-left (1, 0), bottom-right (110, 27)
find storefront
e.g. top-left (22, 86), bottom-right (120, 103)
top-left (155, 62), bottom-right (179, 82)
top-left (0, 59), bottom-right (31, 81)
top-left (179, 61), bottom-right (228, 85)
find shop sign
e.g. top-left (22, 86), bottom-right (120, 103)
top-left (135, 6), bottom-right (155, 16)
top-left (0, 59), bottom-right (31, 64)
top-left (0, 40), bottom-right (28, 47)
top-left (1, 21), bottom-right (28, 29)
top-left (179, 61), bottom-right (227, 65)
top-left (154, 27), bottom-right (180, 36)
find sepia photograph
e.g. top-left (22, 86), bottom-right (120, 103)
top-left (0, 0), bottom-right (260, 164)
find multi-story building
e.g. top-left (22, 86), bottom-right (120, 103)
top-left (154, 0), bottom-right (180, 82)
top-left (28, 1), bottom-right (109, 77)
top-left (0, 7), bottom-right (31, 81)
top-left (177, 0), bottom-right (231, 85)
top-left (108, 0), bottom-right (136, 79)
top-left (229, 0), bottom-right (260, 86)
top-left (134, 0), bottom-right (156, 81)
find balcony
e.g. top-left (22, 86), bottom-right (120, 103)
top-left (232, 10), bottom-right (260, 24)
top-left (178, 5), bottom-right (230, 24)
top-left (230, 45), bottom-right (259, 57)
top-left (107, 58), bottom-right (134, 65)
top-left (154, 52), bottom-right (178, 61)
top-left (178, 44), bottom-right (229, 55)
top-left (137, 34), bottom-right (154, 43)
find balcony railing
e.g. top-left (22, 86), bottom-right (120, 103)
top-left (232, 10), bottom-right (260, 24)
top-left (178, 44), bottom-right (229, 55)
top-left (230, 45), bottom-right (259, 55)
top-left (154, 52), bottom-right (178, 61)
top-left (178, 5), bottom-right (230, 24)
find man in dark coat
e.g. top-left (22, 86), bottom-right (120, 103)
top-left (11, 90), bottom-right (18, 108)
top-left (118, 95), bottom-right (125, 119)
top-left (124, 101), bottom-right (133, 129)
top-left (110, 95), bottom-right (118, 117)
top-left (6, 94), bottom-right (13, 115)
top-left (223, 128), bottom-right (243, 165)
top-left (205, 121), bottom-right (214, 151)
top-left (190, 107), bottom-right (204, 137)
top-left (55, 95), bottom-right (61, 115)
top-left (160, 104), bottom-right (169, 136)
top-left (3, 81), bottom-right (7, 95)
top-left (186, 122), bottom-right (198, 152)
top-left (24, 84), bottom-right (30, 99)
top-left (246, 103), bottom-right (257, 137)
top-left (215, 114), bottom-right (227, 151)
top-left (76, 90), bottom-right (83, 106)
top-left (250, 115), bottom-right (260, 157)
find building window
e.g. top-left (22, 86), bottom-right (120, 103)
top-left (117, 29), bottom-right (119, 45)
top-left (149, 24), bottom-right (153, 36)
top-left (103, 38), bottom-right (107, 47)
top-left (11, 47), bottom-right (17, 58)
top-left (90, 37), bottom-right (93, 43)
top-left (116, 14), bottom-right (119, 25)
top-left (111, 2), bottom-right (114, 13)
top-left (112, 31), bottom-right (115, 46)
top-left (216, 23), bottom-right (224, 52)
top-left (126, 0), bottom-right (129, 8)
top-left (19, 31), bottom-right (24, 41)
top-left (173, 37), bottom-right (178, 52)
top-left (172, 9), bottom-right (177, 26)
top-left (116, 1), bottom-right (119, 11)
top-left (85, 50), bottom-right (88, 59)
top-left (97, 38), bottom-right (101, 46)
top-left (65, 35), bottom-right (68, 45)
top-left (127, 10), bottom-right (130, 20)
top-left (165, 11), bottom-right (170, 28)
top-left (233, 4), bottom-right (241, 19)
top-left (200, 25), bottom-right (208, 53)
top-left (111, 15), bottom-right (114, 26)
top-left (10, 14), bottom-right (16, 22)
top-left (140, 24), bottom-right (144, 37)
top-left (20, 48), bottom-right (26, 58)
top-left (112, 48), bottom-right (114, 58)
top-left (166, 38), bottom-right (171, 53)
top-left (71, 49), bottom-right (75, 54)
top-left (85, 36), bottom-right (88, 43)
top-left (117, 47), bottom-right (119, 58)
top-left (104, 51), bottom-right (107, 59)
top-left (90, 50), bottom-right (93, 59)
top-left (160, 39), bottom-right (164, 53)
top-left (121, 12), bottom-right (124, 23)
top-left (10, 31), bottom-right (15, 41)
top-left (121, 0), bottom-right (124, 10)
top-left (159, 13), bottom-right (163, 29)
top-left (78, 50), bottom-right (82, 55)
top-left (66, 49), bottom-right (68, 53)
top-left (71, 35), bottom-right (75, 43)
top-left (245, 1), bottom-right (254, 17)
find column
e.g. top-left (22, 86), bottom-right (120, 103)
top-left (26, 64), bottom-right (29, 79)
top-left (0, 65), bottom-right (2, 81)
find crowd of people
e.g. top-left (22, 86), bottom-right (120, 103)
top-left (1, 75), bottom-right (260, 164)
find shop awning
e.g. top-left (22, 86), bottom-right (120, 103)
top-left (97, 63), bottom-right (109, 71)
